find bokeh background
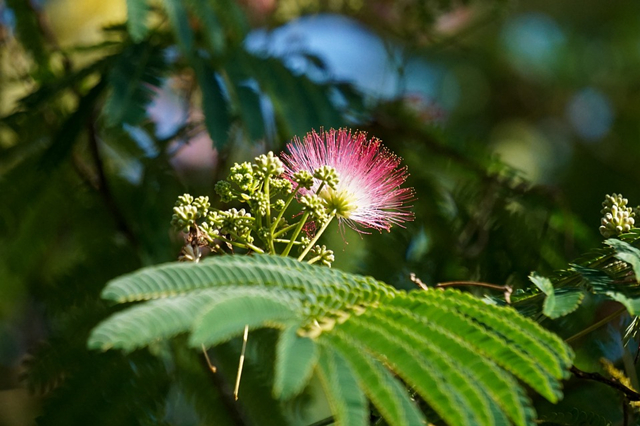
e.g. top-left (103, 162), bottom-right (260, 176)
top-left (2, 0), bottom-right (640, 424)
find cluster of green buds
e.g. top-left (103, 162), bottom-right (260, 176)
top-left (171, 152), bottom-right (339, 266)
top-left (599, 193), bottom-right (636, 238)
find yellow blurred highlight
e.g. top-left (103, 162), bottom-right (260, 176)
top-left (44, 0), bottom-right (126, 47)
top-left (490, 120), bottom-right (554, 183)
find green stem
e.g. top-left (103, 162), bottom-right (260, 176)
top-left (271, 188), bottom-right (299, 234)
top-left (274, 238), bottom-right (302, 245)
top-left (274, 222), bottom-right (299, 238)
top-left (219, 235), bottom-right (265, 254)
top-left (565, 306), bottom-right (627, 343)
top-left (298, 212), bottom-right (335, 261)
top-left (307, 255), bottom-right (322, 265)
top-left (264, 177), bottom-right (275, 254)
top-left (281, 212), bottom-right (310, 257)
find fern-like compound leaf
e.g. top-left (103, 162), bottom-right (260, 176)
top-left (274, 326), bottom-right (318, 400)
top-left (189, 290), bottom-right (302, 348)
top-left (317, 345), bottom-right (368, 426)
top-left (89, 254), bottom-right (573, 426)
top-left (323, 332), bottom-right (426, 426)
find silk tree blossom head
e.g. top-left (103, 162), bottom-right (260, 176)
top-left (281, 128), bottom-right (414, 232)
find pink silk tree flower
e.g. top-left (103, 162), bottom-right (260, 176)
top-left (281, 128), bottom-right (414, 232)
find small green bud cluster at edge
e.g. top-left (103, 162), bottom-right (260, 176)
top-left (171, 152), bottom-right (337, 266)
top-left (600, 193), bottom-right (637, 238)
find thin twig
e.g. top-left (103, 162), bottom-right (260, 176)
top-left (201, 344), bottom-right (216, 373)
top-left (570, 365), bottom-right (640, 401)
top-left (233, 325), bottom-right (249, 400)
top-left (307, 416), bottom-right (335, 426)
top-left (435, 281), bottom-right (513, 303)
top-left (409, 273), bottom-right (429, 291)
top-left (565, 307), bottom-right (627, 343)
top-left (436, 281), bottom-right (509, 291)
top-left (196, 347), bottom-right (248, 426)
top-left (87, 117), bottom-right (139, 250)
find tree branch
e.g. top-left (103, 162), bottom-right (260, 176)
top-left (570, 365), bottom-right (640, 401)
top-left (87, 117), bottom-right (139, 250)
top-left (435, 281), bottom-right (513, 303)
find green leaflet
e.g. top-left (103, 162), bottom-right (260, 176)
top-left (323, 332), bottom-right (427, 426)
top-left (89, 288), bottom-right (235, 351)
top-left (162, 0), bottom-right (231, 146)
top-left (192, 56), bottom-right (231, 147)
top-left (393, 292), bottom-right (567, 402)
top-left (606, 238), bottom-right (640, 282)
top-left (235, 84), bottom-right (266, 141)
top-left (339, 315), bottom-right (482, 426)
top-left (274, 326), bottom-right (318, 399)
top-left (39, 79), bottom-right (108, 171)
top-left (189, 290), bottom-right (301, 347)
top-left (317, 345), bottom-right (368, 426)
top-left (186, 0), bottom-right (225, 54)
top-left (100, 254), bottom-right (391, 306)
top-left (530, 272), bottom-right (584, 319)
top-left (513, 231), bottom-right (640, 319)
top-left (372, 304), bottom-right (535, 426)
top-left (162, 0), bottom-right (194, 52)
top-left (104, 42), bottom-right (166, 126)
top-left (89, 254), bottom-right (573, 426)
top-left (125, 0), bottom-right (150, 42)
top-left (574, 263), bottom-right (640, 315)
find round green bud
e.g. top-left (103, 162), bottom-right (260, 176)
top-left (300, 194), bottom-right (329, 221)
top-left (271, 178), bottom-right (293, 194)
top-left (229, 162), bottom-right (255, 191)
top-left (254, 152), bottom-right (285, 176)
top-left (249, 192), bottom-right (269, 216)
top-left (293, 170), bottom-right (314, 190)
top-left (176, 193), bottom-right (194, 207)
top-left (313, 166), bottom-right (339, 190)
top-left (310, 245), bottom-right (335, 267)
top-left (215, 180), bottom-right (236, 203)
top-left (599, 193), bottom-right (635, 238)
top-left (273, 199), bottom-right (286, 211)
top-left (171, 205), bottom-right (199, 231)
top-left (193, 196), bottom-right (210, 216)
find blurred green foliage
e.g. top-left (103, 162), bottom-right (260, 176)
top-left (2, 0), bottom-right (640, 424)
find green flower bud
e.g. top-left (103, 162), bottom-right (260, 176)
top-left (175, 193), bottom-right (194, 207)
top-left (215, 180), bottom-right (236, 203)
top-left (206, 210), bottom-right (225, 229)
top-left (273, 199), bottom-right (286, 211)
top-left (254, 151), bottom-right (285, 176)
top-left (257, 227), bottom-right (270, 241)
top-left (249, 192), bottom-right (269, 216)
top-left (300, 194), bottom-right (329, 221)
top-left (193, 196), bottom-right (210, 216)
top-left (298, 236), bottom-right (311, 254)
top-left (270, 178), bottom-right (293, 194)
top-left (171, 205), bottom-right (199, 231)
top-left (309, 245), bottom-right (335, 267)
top-left (229, 162), bottom-right (255, 191)
top-left (313, 165), bottom-right (339, 190)
top-left (199, 222), bottom-right (218, 241)
top-left (293, 170), bottom-right (314, 190)
top-left (599, 193), bottom-right (635, 238)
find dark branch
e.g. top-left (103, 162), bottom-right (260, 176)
top-left (570, 366), bottom-right (640, 401)
top-left (87, 117), bottom-right (139, 250)
top-left (436, 281), bottom-right (513, 303)
top-left (307, 416), bottom-right (335, 426)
